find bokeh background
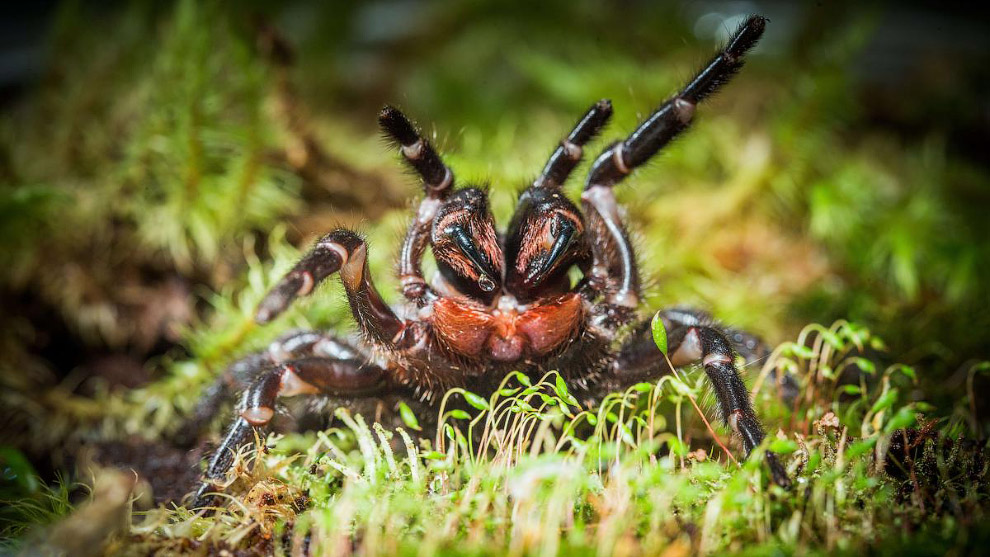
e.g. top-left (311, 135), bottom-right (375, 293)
top-left (1, 0), bottom-right (988, 530)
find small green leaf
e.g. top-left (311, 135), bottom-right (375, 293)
top-left (538, 393), bottom-right (559, 406)
top-left (846, 437), bottom-right (877, 460)
top-left (884, 407), bottom-right (917, 433)
top-left (586, 413), bottom-right (598, 426)
top-left (513, 401), bottom-right (535, 413)
top-left (806, 450), bottom-right (822, 471)
top-left (820, 330), bottom-right (843, 349)
top-left (651, 312), bottom-right (668, 355)
top-left (820, 365), bottom-right (835, 380)
top-left (447, 409), bottom-right (471, 420)
top-left (791, 344), bottom-right (816, 360)
top-left (555, 375), bottom-right (569, 396)
top-left (853, 357), bottom-right (877, 375)
top-left (463, 391), bottom-right (490, 410)
top-left (840, 384), bottom-right (862, 395)
top-left (769, 438), bottom-right (799, 454)
top-left (633, 382), bottom-right (654, 393)
top-left (618, 423), bottom-right (635, 445)
top-left (870, 388), bottom-right (899, 414)
top-left (398, 401), bottom-right (421, 431)
top-left (422, 451), bottom-right (445, 460)
top-left (561, 392), bottom-right (580, 407)
top-left (889, 364), bottom-right (917, 383)
top-left (498, 387), bottom-right (520, 396)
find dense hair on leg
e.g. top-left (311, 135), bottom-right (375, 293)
top-left (586, 15), bottom-right (767, 188)
top-left (379, 106), bottom-right (454, 195)
top-left (532, 99), bottom-right (613, 190)
top-left (580, 16), bottom-right (768, 310)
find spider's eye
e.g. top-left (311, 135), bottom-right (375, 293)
top-left (430, 188), bottom-right (504, 301)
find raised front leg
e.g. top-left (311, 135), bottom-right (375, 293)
top-left (256, 228), bottom-right (404, 347)
top-left (582, 16), bottom-right (767, 309)
top-left (611, 309), bottom-right (791, 487)
top-left (379, 106), bottom-right (456, 304)
top-left (191, 355), bottom-right (387, 509)
top-left (531, 99), bottom-right (613, 191)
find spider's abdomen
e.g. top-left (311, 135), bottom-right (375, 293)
top-left (432, 293), bottom-right (583, 362)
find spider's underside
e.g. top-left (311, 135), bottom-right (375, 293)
top-left (191, 15), bottom-right (789, 508)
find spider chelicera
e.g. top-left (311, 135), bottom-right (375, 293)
top-left (191, 15), bottom-right (789, 507)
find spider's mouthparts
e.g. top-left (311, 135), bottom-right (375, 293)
top-left (526, 218), bottom-right (576, 284)
top-left (451, 225), bottom-right (500, 290)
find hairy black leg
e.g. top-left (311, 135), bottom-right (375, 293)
top-left (379, 106), bottom-right (455, 304)
top-left (174, 331), bottom-right (368, 447)
top-left (659, 308), bottom-right (797, 402)
top-left (611, 314), bottom-right (790, 487)
top-left (256, 229), bottom-right (404, 347)
top-left (651, 308), bottom-right (770, 364)
top-left (191, 357), bottom-right (387, 509)
top-left (582, 16), bottom-right (767, 308)
top-left (532, 100), bottom-right (613, 191)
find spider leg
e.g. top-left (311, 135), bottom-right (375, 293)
top-left (645, 308), bottom-right (770, 364)
top-left (532, 100), bottom-right (613, 191)
top-left (173, 331), bottom-right (367, 446)
top-left (191, 356), bottom-right (387, 509)
top-left (611, 310), bottom-right (791, 487)
top-left (582, 16), bottom-right (767, 309)
top-left (379, 106), bottom-right (455, 304)
top-left (651, 308), bottom-right (798, 402)
top-left (256, 229), bottom-right (405, 347)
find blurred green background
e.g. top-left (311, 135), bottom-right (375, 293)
top-left (0, 0), bottom-right (988, 479)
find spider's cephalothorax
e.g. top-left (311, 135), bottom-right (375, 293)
top-left (192, 16), bottom-right (789, 506)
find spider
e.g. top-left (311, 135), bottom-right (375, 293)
top-left (191, 15), bottom-right (789, 507)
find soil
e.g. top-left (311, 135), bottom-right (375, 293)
top-left (90, 438), bottom-right (207, 505)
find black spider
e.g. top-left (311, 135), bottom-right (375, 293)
top-left (191, 15), bottom-right (789, 507)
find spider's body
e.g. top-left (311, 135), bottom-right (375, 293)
top-left (192, 15), bottom-right (789, 507)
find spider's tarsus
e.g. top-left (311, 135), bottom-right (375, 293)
top-left (727, 15), bottom-right (768, 57)
top-left (569, 99), bottom-right (613, 145)
top-left (378, 105), bottom-right (419, 146)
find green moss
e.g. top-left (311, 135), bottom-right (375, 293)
top-left (40, 323), bottom-right (984, 555)
top-left (2, 1), bottom-right (989, 553)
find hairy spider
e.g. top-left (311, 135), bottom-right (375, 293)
top-left (191, 15), bottom-right (789, 507)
